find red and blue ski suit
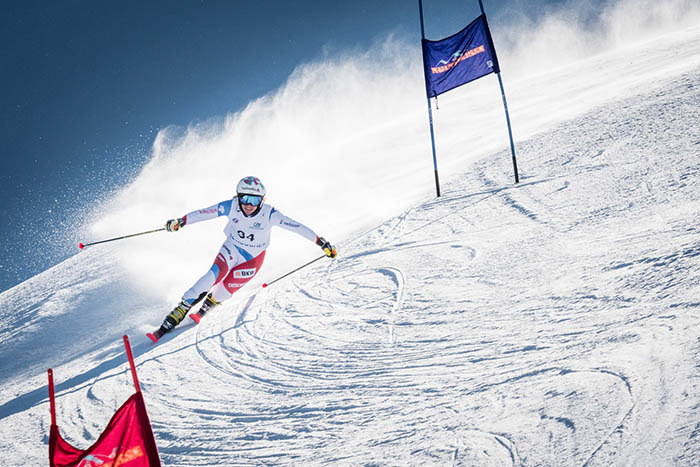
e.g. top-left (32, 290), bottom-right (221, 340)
top-left (180, 198), bottom-right (319, 304)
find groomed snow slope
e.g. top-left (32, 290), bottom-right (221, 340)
top-left (1, 26), bottom-right (699, 467)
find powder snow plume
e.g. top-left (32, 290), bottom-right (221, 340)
top-left (88, 0), bottom-right (700, 301)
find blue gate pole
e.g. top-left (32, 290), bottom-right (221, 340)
top-left (419, 0), bottom-right (441, 197)
top-left (496, 72), bottom-right (519, 183)
top-left (479, 0), bottom-right (519, 183)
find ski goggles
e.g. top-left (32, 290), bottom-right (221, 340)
top-left (239, 194), bottom-right (263, 206)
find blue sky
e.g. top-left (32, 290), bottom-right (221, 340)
top-left (0, 0), bottom-right (561, 291)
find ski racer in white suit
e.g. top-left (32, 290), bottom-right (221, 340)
top-left (147, 176), bottom-right (337, 343)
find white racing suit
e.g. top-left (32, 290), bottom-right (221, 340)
top-left (180, 197), bottom-right (319, 304)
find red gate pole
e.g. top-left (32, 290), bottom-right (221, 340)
top-left (122, 335), bottom-right (141, 392)
top-left (47, 369), bottom-right (56, 426)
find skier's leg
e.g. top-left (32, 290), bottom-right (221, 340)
top-left (159, 245), bottom-right (239, 333)
top-left (182, 245), bottom-right (238, 303)
top-left (190, 251), bottom-right (266, 323)
top-left (210, 283), bottom-right (234, 303)
top-left (189, 287), bottom-right (226, 324)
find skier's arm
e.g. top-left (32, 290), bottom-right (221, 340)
top-left (270, 209), bottom-right (338, 258)
top-left (166, 200), bottom-right (232, 231)
top-left (270, 209), bottom-right (318, 242)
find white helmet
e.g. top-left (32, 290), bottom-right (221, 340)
top-left (236, 176), bottom-right (266, 197)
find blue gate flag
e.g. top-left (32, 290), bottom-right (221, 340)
top-left (421, 14), bottom-right (500, 98)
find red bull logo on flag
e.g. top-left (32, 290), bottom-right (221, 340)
top-left (430, 44), bottom-right (486, 74)
top-left (76, 445), bottom-right (145, 467)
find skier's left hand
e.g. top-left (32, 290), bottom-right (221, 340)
top-left (316, 237), bottom-right (338, 258)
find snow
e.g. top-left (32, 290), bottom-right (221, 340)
top-left (1, 21), bottom-right (699, 467)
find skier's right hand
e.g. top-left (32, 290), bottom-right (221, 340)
top-left (165, 218), bottom-right (186, 232)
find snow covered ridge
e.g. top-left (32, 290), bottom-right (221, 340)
top-left (2, 30), bottom-right (700, 467)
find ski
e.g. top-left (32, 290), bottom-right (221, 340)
top-left (146, 294), bottom-right (214, 343)
top-left (146, 329), bottom-right (165, 343)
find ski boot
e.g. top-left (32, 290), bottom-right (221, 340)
top-left (147, 300), bottom-right (192, 343)
top-left (190, 293), bottom-right (220, 324)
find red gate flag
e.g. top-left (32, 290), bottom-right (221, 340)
top-left (48, 336), bottom-right (161, 467)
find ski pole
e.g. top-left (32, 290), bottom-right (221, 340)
top-left (78, 228), bottom-right (166, 249)
top-left (262, 254), bottom-right (327, 289)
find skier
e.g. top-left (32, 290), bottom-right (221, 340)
top-left (147, 176), bottom-right (337, 343)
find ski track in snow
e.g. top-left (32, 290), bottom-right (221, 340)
top-left (2, 26), bottom-right (700, 466)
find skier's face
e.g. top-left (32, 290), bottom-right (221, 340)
top-left (239, 194), bottom-right (263, 216)
top-left (241, 203), bottom-right (258, 216)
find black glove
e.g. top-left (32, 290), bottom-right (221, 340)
top-left (165, 218), bottom-right (186, 232)
top-left (316, 236), bottom-right (338, 258)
